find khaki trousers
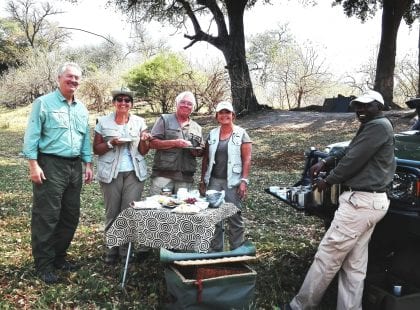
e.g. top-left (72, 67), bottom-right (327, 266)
top-left (290, 191), bottom-right (389, 310)
top-left (149, 176), bottom-right (193, 196)
top-left (208, 177), bottom-right (244, 252)
top-left (100, 171), bottom-right (144, 257)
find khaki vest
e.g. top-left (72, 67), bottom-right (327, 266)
top-left (152, 114), bottom-right (202, 174)
top-left (204, 125), bottom-right (246, 188)
top-left (95, 113), bottom-right (148, 183)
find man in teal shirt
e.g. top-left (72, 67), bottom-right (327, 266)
top-left (22, 62), bottom-right (93, 284)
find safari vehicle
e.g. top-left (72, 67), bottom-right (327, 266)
top-left (267, 129), bottom-right (420, 309)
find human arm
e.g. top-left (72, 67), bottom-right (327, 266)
top-left (238, 142), bottom-right (252, 199)
top-left (149, 138), bottom-right (192, 149)
top-left (93, 132), bottom-right (117, 155)
top-left (199, 142), bottom-right (209, 196)
top-left (22, 99), bottom-right (43, 160)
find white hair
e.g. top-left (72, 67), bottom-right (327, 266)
top-left (175, 91), bottom-right (196, 107)
top-left (57, 62), bottom-right (82, 77)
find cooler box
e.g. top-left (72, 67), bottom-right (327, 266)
top-left (160, 241), bottom-right (257, 310)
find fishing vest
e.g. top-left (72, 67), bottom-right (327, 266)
top-left (152, 113), bottom-right (202, 174)
top-left (96, 113), bottom-right (148, 183)
top-left (204, 125), bottom-right (246, 188)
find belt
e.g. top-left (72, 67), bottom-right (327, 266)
top-left (348, 187), bottom-right (386, 193)
top-left (39, 152), bottom-right (81, 161)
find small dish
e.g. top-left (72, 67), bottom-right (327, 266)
top-left (118, 137), bottom-right (133, 142)
top-left (183, 146), bottom-right (202, 150)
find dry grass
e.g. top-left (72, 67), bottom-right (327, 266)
top-left (0, 106), bottom-right (414, 309)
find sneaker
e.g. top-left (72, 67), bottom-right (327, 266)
top-left (38, 270), bottom-right (60, 284)
top-left (54, 260), bottom-right (79, 271)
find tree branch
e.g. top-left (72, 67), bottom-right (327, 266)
top-left (58, 27), bottom-right (115, 45)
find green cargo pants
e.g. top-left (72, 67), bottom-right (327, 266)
top-left (31, 154), bottom-right (82, 272)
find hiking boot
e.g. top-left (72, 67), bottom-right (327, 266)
top-left (54, 260), bottom-right (79, 271)
top-left (38, 270), bottom-right (60, 284)
top-left (120, 255), bottom-right (134, 264)
top-left (104, 255), bottom-right (118, 265)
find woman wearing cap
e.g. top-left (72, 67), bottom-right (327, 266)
top-left (93, 87), bottom-right (151, 264)
top-left (200, 101), bottom-right (252, 252)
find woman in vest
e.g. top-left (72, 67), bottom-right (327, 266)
top-left (200, 101), bottom-right (252, 252)
top-left (93, 87), bottom-right (150, 264)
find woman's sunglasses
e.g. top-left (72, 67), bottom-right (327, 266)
top-left (115, 97), bottom-right (132, 103)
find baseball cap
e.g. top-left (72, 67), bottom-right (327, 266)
top-left (350, 90), bottom-right (384, 108)
top-left (215, 101), bottom-right (234, 113)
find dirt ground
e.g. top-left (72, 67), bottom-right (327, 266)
top-left (236, 109), bottom-right (416, 132)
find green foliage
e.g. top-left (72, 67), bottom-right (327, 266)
top-left (0, 18), bottom-right (30, 73)
top-left (125, 52), bottom-right (191, 113)
top-left (332, 0), bottom-right (419, 25)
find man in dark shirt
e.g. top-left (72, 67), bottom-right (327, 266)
top-left (287, 90), bottom-right (396, 310)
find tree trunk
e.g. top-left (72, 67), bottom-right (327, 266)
top-left (418, 24), bottom-right (420, 97)
top-left (374, 0), bottom-right (410, 109)
top-left (221, 4), bottom-right (260, 116)
top-left (223, 51), bottom-right (260, 115)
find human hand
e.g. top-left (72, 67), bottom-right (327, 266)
top-left (30, 164), bottom-right (46, 184)
top-left (140, 130), bottom-right (152, 141)
top-left (314, 178), bottom-right (329, 192)
top-left (177, 139), bottom-right (192, 148)
top-left (84, 164), bottom-right (93, 184)
top-left (309, 161), bottom-right (325, 179)
top-left (237, 182), bottom-right (247, 199)
top-left (199, 181), bottom-right (206, 196)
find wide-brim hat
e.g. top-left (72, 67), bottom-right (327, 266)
top-left (111, 87), bottom-right (134, 99)
top-left (350, 90), bottom-right (384, 108)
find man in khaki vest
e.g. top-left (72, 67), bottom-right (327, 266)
top-left (149, 91), bottom-right (203, 195)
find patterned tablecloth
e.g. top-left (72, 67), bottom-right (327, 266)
top-left (106, 203), bottom-right (239, 253)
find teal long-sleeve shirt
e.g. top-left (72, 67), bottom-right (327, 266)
top-left (22, 89), bottom-right (92, 163)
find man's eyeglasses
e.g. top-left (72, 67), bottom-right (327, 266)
top-left (115, 97), bottom-right (132, 103)
top-left (179, 100), bottom-right (193, 106)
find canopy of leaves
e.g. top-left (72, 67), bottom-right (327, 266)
top-left (332, 0), bottom-right (420, 25)
top-left (0, 18), bottom-right (30, 73)
top-left (125, 52), bottom-right (192, 112)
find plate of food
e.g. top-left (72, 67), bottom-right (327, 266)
top-left (130, 200), bottom-right (161, 209)
top-left (118, 137), bottom-right (133, 142)
top-left (171, 204), bottom-right (201, 214)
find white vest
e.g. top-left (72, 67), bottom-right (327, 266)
top-left (95, 113), bottom-right (148, 183)
top-left (204, 125), bottom-right (246, 188)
